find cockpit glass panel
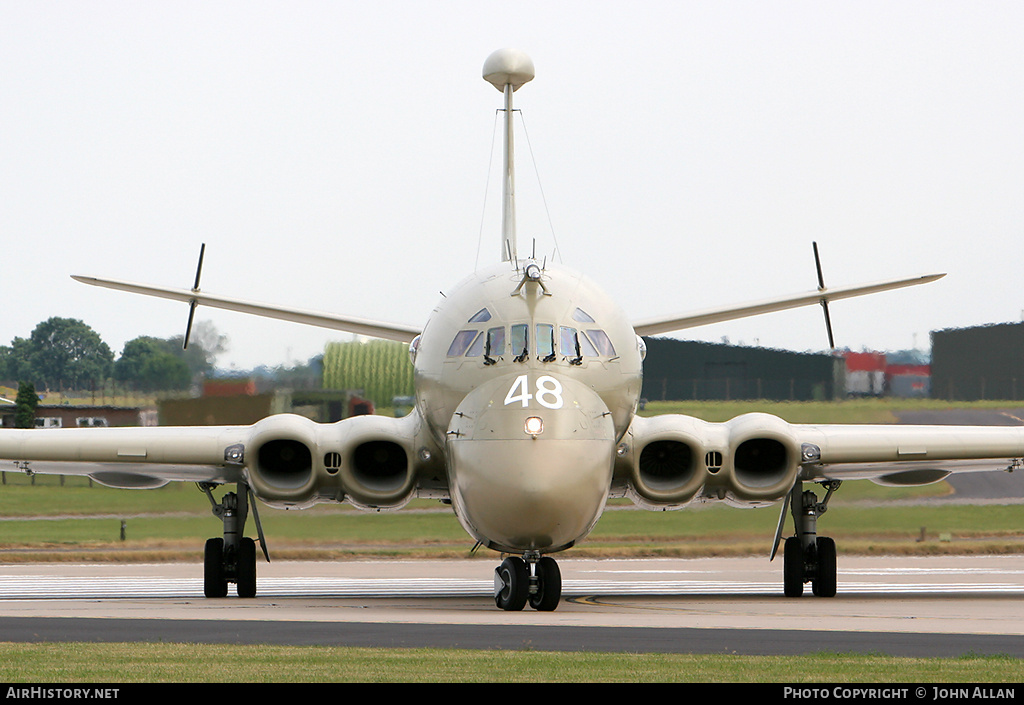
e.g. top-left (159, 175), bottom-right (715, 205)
top-left (536, 324), bottom-right (554, 358)
top-left (466, 331), bottom-right (485, 357)
top-left (511, 324), bottom-right (529, 358)
top-left (563, 326), bottom-right (598, 357)
top-left (572, 308), bottom-right (596, 323)
top-left (486, 326), bottom-right (505, 356)
top-left (559, 326), bottom-right (577, 356)
top-left (446, 330), bottom-right (478, 357)
top-left (468, 308), bottom-right (492, 323)
top-left (585, 329), bottom-right (616, 356)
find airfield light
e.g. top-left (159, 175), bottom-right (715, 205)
top-left (524, 416), bottom-right (544, 437)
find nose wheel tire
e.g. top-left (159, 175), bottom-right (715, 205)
top-left (528, 556), bottom-right (561, 611)
top-left (494, 555), bottom-right (563, 611)
top-left (494, 557), bottom-right (530, 611)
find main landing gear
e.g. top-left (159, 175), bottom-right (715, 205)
top-left (199, 483), bottom-right (268, 598)
top-left (494, 552), bottom-right (562, 611)
top-left (781, 481), bottom-right (840, 598)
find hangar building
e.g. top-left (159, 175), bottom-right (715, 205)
top-left (640, 337), bottom-right (842, 402)
top-left (931, 322), bottom-right (1024, 401)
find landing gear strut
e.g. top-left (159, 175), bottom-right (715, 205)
top-left (781, 481), bottom-right (839, 598)
top-left (494, 552), bottom-right (562, 611)
top-left (200, 483), bottom-right (267, 598)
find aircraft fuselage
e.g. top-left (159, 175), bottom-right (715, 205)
top-left (411, 261), bottom-right (643, 553)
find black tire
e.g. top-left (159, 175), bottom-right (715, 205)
top-left (236, 537), bottom-right (257, 598)
top-left (529, 556), bottom-right (561, 611)
top-left (812, 537), bottom-right (837, 598)
top-left (494, 557), bottom-right (529, 611)
top-left (204, 538), bottom-right (228, 598)
top-left (783, 536), bottom-right (804, 597)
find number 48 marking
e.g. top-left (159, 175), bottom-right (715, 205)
top-left (503, 374), bottom-right (564, 410)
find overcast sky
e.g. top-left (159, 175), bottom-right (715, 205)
top-left (3, 2), bottom-right (1022, 370)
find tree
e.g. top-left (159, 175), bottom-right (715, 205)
top-left (167, 320), bottom-right (228, 378)
top-left (27, 317), bottom-right (113, 390)
top-left (0, 337), bottom-right (37, 384)
top-left (115, 337), bottom-right (191, 392)
top-left (14, 381), bottom-right (38, 429)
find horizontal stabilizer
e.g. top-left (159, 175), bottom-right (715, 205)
top-left (72, 275), bottom-right (421, 343)
top-left (632, 273), bottom-right (944, 337)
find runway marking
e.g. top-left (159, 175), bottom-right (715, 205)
top-left (0, 576), bottom-right (1019, 600)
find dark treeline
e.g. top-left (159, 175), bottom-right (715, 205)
top-left (0, 317), bottom-right (226, 393)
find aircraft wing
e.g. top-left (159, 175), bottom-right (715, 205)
top-left (0, 424), bottom-right (247, 489)
top-left (795, 422), bottom-right (1024, 486)
top-left (631, 273), bottom-right (944, 337)
top-left (72, 275), bottom-right (421, 344)
top-left (621, 412), bottom-right (1024, 509)
top-left (0, 411), bottom-right (447, 504)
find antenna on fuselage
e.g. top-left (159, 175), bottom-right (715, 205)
top-left (483, 49), bottom-right (535, 265)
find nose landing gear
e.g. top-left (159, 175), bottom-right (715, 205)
top-left (494, 552), bottom-right (562, 611)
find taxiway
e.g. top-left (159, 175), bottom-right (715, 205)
top-left (0, 555), bottom-right (1020, 657)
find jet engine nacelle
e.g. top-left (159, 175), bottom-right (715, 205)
top-left (622, 412), bottom-right (801, 509)
top-left (621, 414), bottom-right (710, 508)
top-left (713, 413), bottom-right (802, 506)
top-left (244, 412), bottom-right (435, 510)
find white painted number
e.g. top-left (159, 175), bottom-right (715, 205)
top-left (535, 375), bottom-right (563, 409)
top-left (504, 374), bottom-right (533, 407)
top-left (504, 375), bottom-right (563, 409)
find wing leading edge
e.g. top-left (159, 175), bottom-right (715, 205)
top-left (72, 275), bottom-right (421, 344)
top-left (0, 411), bottom-right (447, 506)
top-left (631, 273), bottom-right (945, 337)
top-left (796, 422), bottom-right (1024, 484)
top-left (620, 412), bottom-right (1024, 511)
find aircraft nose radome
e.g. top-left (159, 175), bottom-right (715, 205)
top-left (445, 373), bottom-right (617, 553)
top-left (448, 437), bottom-right (614, 553)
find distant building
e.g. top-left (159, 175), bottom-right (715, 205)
top-left (844, 352), bottom-right (887, 396)
top-left (842, 351), bottom-right (930, 398)
top-left (0, 405), bottom-right (152, 429)
top-left (158, 385), bottom-right (373, 426)
top-left (640, 338), bottom-right (841, 401)
top-left (931, 322), bottom-right (1024, 401)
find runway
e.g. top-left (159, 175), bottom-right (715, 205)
top-left (1, 555), bottom-right (1021, 656)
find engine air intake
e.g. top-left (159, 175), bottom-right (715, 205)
top-left (351, 440), bottom-right (409, 493)
top-left (639, 440), bottom-right (694, 489)
top-left (256, 439), bottom-right (313, 489)
top-left (733, 438), bottom-right (790, 489)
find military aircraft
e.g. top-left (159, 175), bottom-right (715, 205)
top-left (2, 49), bottom-right (1021, 610)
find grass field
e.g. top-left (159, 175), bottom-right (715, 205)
top-left (0, 643), bottom-right (1021, 683)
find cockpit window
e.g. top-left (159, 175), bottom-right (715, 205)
top-left (446, 330), bottom-right (478, 357)
top-left (561, 326), bottom-right (598, 358)
top-left (536, 324), bottom-right (555, 361)
top-left (468, 308), bottom-right (492, 323)
top-left (466, 331), bottom-right (485, 357)
top-left (572, 308), bottom-right (595, 323)
top-left (485, 326), bottom-right (505, 357)
top-left (511, 324), bottom-right (529, 362)
top-left (585, 329), bottom-right (616, 357)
